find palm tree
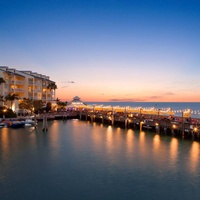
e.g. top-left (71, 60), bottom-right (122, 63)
top-left (47, 82), bottom-right (57, 100)
top-left (55, 97), bottom-right (60, 102)
top-left (0, 78), bottom-right (6, 106)
top-left (0, 95), bottom-right (4, 104)
top-left (5, 93), bottom-right (19, 110)
top-left (0, 95), bottom-right (4, 101)
top-left (0, 77), bottom-right (5, 85)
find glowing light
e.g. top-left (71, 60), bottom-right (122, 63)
top-left (193, 127), bottom-right (198, 132)
top-left (172, 124), bottom-right (176, 129)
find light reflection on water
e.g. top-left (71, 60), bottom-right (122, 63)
top-left (0, 120), bottom-right (200, 200)
top-left (169, 138), bottom-right (179, 170)
top-left (189, 142), bottom-right (200, 174)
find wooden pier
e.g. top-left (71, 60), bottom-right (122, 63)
top-left (15, 105), bottom-right (200, 141)
top-left (64, 105), bottom-right (200, 141)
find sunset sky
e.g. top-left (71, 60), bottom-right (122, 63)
top-left (0, 0), bottom-right (200, 102)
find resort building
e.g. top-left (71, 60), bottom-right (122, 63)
top-left (0, 66), bottom-right (56, 111)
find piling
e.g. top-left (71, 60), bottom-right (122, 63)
top-left (42, 112), bottom-right (48, 132)
top-left (181, 112), bottom-right (184, 138)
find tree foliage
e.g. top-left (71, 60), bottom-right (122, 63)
top-left (47, 82), bottom-right (57, 90)
top-left (0, 106), bottom-right (17, 118)
top-left (19, 99), bottom-right (45, 114)
top-left (0, 77), bottom-right (5, 85)
top-left (5, 93), bottom-right (19, 109)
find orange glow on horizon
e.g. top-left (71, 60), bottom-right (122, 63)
top-left (56, 89), bottom-right (200, 103)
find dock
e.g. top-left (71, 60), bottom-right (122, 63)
top-left (12, 105), bottom-right (200, 141)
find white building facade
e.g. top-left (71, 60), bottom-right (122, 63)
top-left (0, 66), bottom-right (56, 110)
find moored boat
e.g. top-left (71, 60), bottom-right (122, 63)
top-left (7, 121), bottom-right (25, 128)
top-left (24, 119), bottom-right (37, 126)
top-left (0, 122), bottom-right (6, 128)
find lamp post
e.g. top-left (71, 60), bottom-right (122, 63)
top-left (157, 109), bottom-right (161, 134)
top-left (182, 111), bottom-right (184, 138)
top-left (3, 109), bottom-right (6, 119)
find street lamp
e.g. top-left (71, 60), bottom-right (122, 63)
top-left (3, 109), bottom-right (6, 119)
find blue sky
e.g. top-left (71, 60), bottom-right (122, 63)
top-left (0, 0), bottom-right (200, 102)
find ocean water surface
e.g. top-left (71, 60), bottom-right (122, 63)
top-left (0, 119), bottom-right (200, 200)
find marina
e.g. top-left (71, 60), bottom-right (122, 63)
top-left (1, 102), bottom-right (200, 141)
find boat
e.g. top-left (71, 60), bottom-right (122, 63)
top-left (7, 121), bottom-right (25, 128)
top-left (24, 119), bottom-right (37, 126)
top-left (0, 122), bottom-right (6, 128)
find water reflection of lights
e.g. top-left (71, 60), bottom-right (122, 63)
top-left (115, 127), bottom-right (121, 134)
top-left (189, 142), bottom-right (200, 173)
top-left (1, 128), bottom-right (10, 159)
top-left (49, 122), bottom-right (61, 158)
top-left (139, 131), bottom-right (147, 156)
top-left (153, 134), bottom-right (161, 151)
top-left (169, 138), bottom-right (178, 167)
top-left (126, 129), bottom-right (134, 156)
top-left (105, 126), bottom-right (115, 160)
top-left (139, 131), bottom-right (145, 142)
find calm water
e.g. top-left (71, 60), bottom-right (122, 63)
top-left (0, 120), bottom-right (200, 200)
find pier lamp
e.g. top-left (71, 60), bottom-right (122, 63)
top-left (193, 127), bottom-right (198, 132)
top-left (172, 124), bottom-right (176, 129)
top-left (129, 113), bottom-right (133, 118)
top-left (3, 109), bottom-right (7, 119)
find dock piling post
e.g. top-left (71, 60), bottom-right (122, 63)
top-left (182, 112), bottom-right (184, 138)
top-left (140, 121), bottom-right (143, 131)
top-left (42, 111), bottom-right (48, 132)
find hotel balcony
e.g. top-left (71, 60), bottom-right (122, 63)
top-left (14, 88), bottom-right (24, 92)
top-left (33, 89), bottom-right (42, 93)
top-left (34, 82), bottom-right (42, 86)
top-left (28, 81), bottom-right (42, 86)
top-left (10, 80), bottom-right (24, 85)
top-left (16, 80), bottom-right (24, 85)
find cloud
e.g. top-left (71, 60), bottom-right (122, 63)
top-left (109, 98), bottom-right (146, 102)
top-left (165, 92), bottom-right (175, 95)
top-left (61, 81), bottom-right (75, 84)
top-left (149, 96), bottom-right (160, 99)
top-left (61, 86), bottom-right (68, 88)
top-left (60, 81), bottom-right (75, 88)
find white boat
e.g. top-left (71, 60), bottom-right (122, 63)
top-left (0, 121), bottom-right (7, 128)
top-left (24, 119), bottom-right (37, 126)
